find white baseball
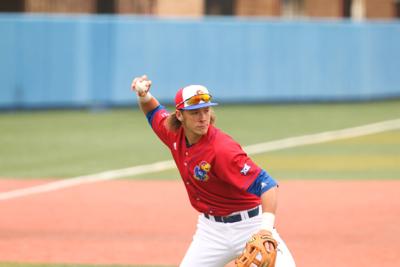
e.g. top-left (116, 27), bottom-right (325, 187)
top-left (135, 80), bottom-right (150, 95)
top-left (135, 80), bottom-right (149, 94)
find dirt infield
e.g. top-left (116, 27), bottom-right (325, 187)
top-left (0, 179), bottom-right (399, 267)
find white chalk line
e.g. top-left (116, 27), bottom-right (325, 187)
top-left (244, 118), bottom-right (400, 154)
top-left (1, 118), bottom-right (400, 201)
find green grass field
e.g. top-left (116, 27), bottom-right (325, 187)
top-left (1, 100), bottom-right (400, 180)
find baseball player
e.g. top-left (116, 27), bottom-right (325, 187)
top-left (131, 75), bottom-right (296, 267)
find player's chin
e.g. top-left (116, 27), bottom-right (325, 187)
top-left (196, 126), bottom-right (209, 135)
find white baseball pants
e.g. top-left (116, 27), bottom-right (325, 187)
top-left (180, 209), bottom-right (296, 267)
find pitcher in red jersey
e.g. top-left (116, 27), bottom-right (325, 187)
top-left (131, 75), bottom-right (296, 267)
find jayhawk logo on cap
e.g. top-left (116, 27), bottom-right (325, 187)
top-left (196, 89), bottom-right (205, 95)
top-left (193, 161), bottom-right (211, 181)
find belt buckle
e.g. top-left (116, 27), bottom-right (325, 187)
top-left (224, 214), bottom-right (242, 223)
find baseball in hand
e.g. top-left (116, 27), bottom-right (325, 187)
top-left (135, 80), bottom-right (150, 96)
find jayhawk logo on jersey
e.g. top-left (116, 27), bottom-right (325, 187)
top-left (193, 161), bottom-right (211, 181)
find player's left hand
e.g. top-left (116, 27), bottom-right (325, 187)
top-left (235, 230), bottom-right (278, 267)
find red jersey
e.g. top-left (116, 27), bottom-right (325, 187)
top-left (148, 105), bottom-right (262, 216)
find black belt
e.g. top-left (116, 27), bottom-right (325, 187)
top-left (204, 206), bottom-right (260, 223)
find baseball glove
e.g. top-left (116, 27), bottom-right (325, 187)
top-left (235, 230), bottom-right (278, 267)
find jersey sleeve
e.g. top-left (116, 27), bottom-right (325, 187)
top-left (247, 169), bottom-right (278, 197)
top-left (213, 134), bottom-right (261, 191)
top-left (146, 105), bottom-right (175, 149)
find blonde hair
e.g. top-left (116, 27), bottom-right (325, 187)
top-left (165, 108), bottom-right (216, 132)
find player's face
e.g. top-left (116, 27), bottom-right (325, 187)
top-left (180, 107), bottom-right (211, 142)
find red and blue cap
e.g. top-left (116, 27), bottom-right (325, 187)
top-left (175, 85), bottom-right (218, 110)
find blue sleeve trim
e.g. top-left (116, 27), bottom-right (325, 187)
top-left (247, 169), bottom-right (278, 197)
top-left (146, 105), bottom-right (165, 126)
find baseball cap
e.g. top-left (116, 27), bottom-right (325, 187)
top-left (175, 85), bottom-right (218, 110)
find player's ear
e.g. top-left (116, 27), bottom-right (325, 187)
top-left (176, 110), bottom-right (183, 122)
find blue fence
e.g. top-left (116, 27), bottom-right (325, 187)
top-left (1, 14), bottom-right (400, 109)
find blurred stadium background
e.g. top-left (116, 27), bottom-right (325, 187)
top-left (1, 1), bottom-right (400, 267)
top-left (1, 0), bottom-right (399, 177)
top-left (1, 0), bottom-right (400, 110)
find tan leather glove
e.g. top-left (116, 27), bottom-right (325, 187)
top-left (236, 230), bottom-right (278, 267)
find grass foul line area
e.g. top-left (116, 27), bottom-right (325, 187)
top-left (1, 118), bottom-right (399, 201)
